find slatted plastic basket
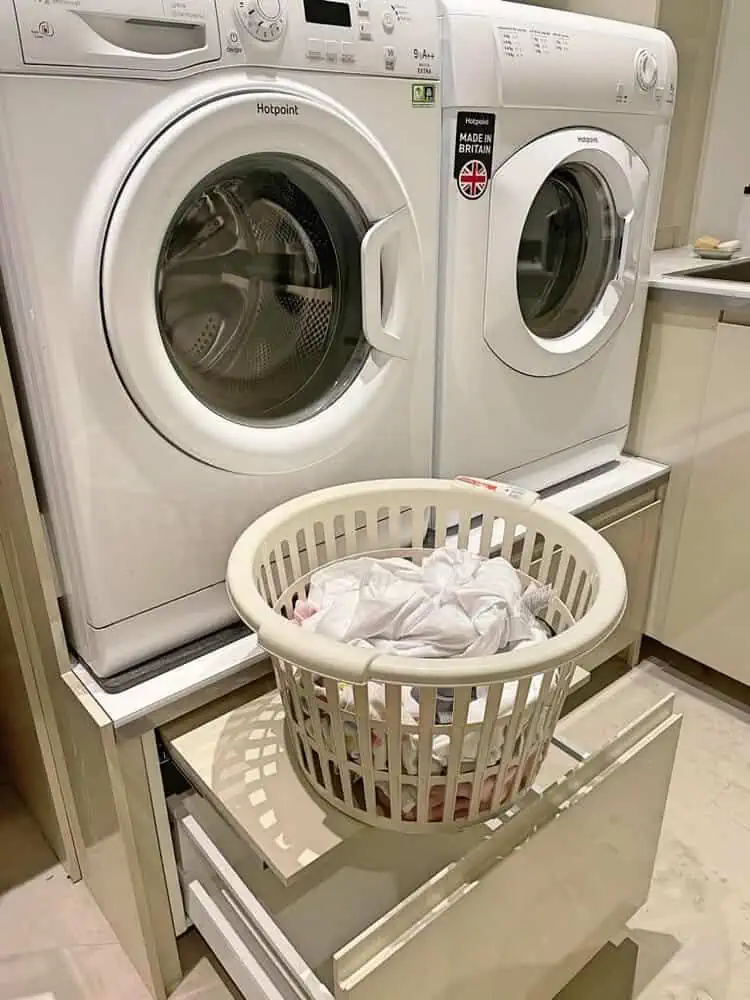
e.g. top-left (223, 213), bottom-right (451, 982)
top-left (227, 478), bottom-right (627, 832)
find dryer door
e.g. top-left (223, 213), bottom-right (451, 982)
top-left (101, 88), bottom-right (422, 474)
top-left (483, 129), bottom-right (649, 377)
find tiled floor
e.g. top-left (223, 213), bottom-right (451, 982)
top-left (1, 653), bottom-right (749, 1000)
top-left (0, 783), bottom-right (238, 1000)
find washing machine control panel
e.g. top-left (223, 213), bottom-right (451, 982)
top-left (235, 0), bottom-right (286, 41)
top-left (7, 0), bottom-right (439, 78)
top-left (443, 5), bottom-right (676, 118)
top-left (287, 0), bottom-right (439, 78)
top-left (634, 47), bottom-right (659, 92)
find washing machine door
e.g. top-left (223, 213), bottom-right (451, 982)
top-left (483, 129), bottom-right (649, 377)
top-left (101, 88), bottom-right (422, 474)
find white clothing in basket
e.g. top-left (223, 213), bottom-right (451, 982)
top-left (297, 547), bottom-right (548, 657)
top-left (292, 549), bottom-right (554, 818)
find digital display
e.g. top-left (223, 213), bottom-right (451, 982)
top-left (303, 0), bottom-right (352, 27)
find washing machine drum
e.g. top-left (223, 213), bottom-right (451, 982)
top-left (516, 163), bottom-right (620, 342)
top-left (156, 155), bottom-right (369, 427)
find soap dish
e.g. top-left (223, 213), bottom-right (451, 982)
top-left (693, 248), bottom-right (740, 261)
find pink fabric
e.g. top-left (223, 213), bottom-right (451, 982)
top-left (398, 753), bottom-right (539, 823)
top-left (293, 600), bottom-right (318, 624)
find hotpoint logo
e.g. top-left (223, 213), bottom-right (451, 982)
top-left (256, 102), bottom-right (300, 116)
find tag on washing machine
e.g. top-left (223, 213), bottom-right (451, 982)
top-left (453, 111), bottom-right (496, 200)
top-left (411, 83), bottom-right (436, 106)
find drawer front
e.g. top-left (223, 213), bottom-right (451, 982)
top-left (333, 701), bottom-right (680, 1000)
top-left (598, 500), bottom-right (662, 640)
top-left (579, 500), bottom-right (662, 670)
top-left (170, 696), bottom-right (680, 1000)
top-left (186, 879), bottom-right (300, 1000)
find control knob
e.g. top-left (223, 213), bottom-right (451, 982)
top-left (235, 0), bottom-right (285, 41)
top-left (635, 48), bottom-right (658, 92)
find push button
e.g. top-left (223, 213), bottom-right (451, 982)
top-left (381, 10), bottom-right (395, 31)
top-left (307, 37), bottom-right (323, 58)
top-left (384, 44), bottom-right (395, 68)
top-left (325, 39), bottom-right (339, 60)
top-left (341, 40), bottom-right (355, 61)
top-left (358, 20), bottom-right (371, 39)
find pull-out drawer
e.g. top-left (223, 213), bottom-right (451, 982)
top-left (161, 676), bottom-right (681, 1000)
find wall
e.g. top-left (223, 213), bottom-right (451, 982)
top-left (655, 0), bottom-right (725, 248)
top-left (533, 0), bottom-right (659, 24)
top-left (691, 0), bottom-right (750, 242)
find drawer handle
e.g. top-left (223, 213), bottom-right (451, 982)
top-left (187, 879), bottom-right (291, 1000)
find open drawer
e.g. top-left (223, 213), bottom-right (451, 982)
top-left (160, 674), bottom-right (681, 1000)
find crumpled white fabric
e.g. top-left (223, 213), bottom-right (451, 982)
top-left (299, 547), bottom-right (548, 657)
top-left (291, 549), bottom-right (556, 818)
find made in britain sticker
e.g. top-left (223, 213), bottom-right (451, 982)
top-left (453, 110), bottom-right (496, 200)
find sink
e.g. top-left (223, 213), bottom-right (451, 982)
top-left (674, 259), bottom-right (750, 282)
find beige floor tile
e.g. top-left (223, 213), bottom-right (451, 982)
top-left (0, 866), bottom-right (116, 956)
top-left (0, 785), bottom-right (115, 958)
top-left (63, 945), bottom-right (153, 1000)
top-left (0, 785), bottom-right (56, 894)
top-left (0, 950), bottom-right (83, 1000)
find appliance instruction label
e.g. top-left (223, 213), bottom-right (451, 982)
top-left (453, 111), bottom-right (496, 200)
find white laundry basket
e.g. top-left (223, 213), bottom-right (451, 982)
top-left (227, 478), bottom-right (627, 832)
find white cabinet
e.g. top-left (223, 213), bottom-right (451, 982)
top-left (651, 320), bottom-right (750, 684)
top-left (630, 297), bottom-right (750, 685)
top-left (161, 675), bottom-right (680, 1000)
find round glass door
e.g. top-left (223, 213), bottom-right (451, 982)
top-left (156, 153), bottom-right (369, 428)
top-left (483, 129), bottom-right (650, 378)
top-left (516, 164), bottom-right (623, 341)
top-left (101, 87), bottom-right (417, 474)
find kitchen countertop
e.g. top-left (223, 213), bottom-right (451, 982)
top-left (650, 246), bottom-right (750, 301)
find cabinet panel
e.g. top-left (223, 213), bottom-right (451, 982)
top-left (627, 295), bottom-right (717, 641)
top-left (600, 501), bottom-right (661, 640)
top-left (659, 323), bottom-right (750, 684)
top-left (574, 500), bottom-right (662, 670)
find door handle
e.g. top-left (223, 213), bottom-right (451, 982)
top-left (360, 206), bottom-right (420, 360)
top-left (615, 213), bottom-right (635, 285)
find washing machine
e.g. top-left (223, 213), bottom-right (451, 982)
top-left (0, 0), bottom-right (440, 680)
top-left (435, 0), bottom-right (676, 490)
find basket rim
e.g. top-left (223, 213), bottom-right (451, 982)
top-left (226, 478), bottom-right (628, 685)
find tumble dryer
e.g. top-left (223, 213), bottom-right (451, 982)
top-left (435, 0), bottom-right (676, 490)
top-left (0, 0), bottom-right (441, 679)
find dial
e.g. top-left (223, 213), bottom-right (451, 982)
top-left (235, 0), bottom-right (286, 41)
top-left (635, 48), bottom-right (659, 92)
